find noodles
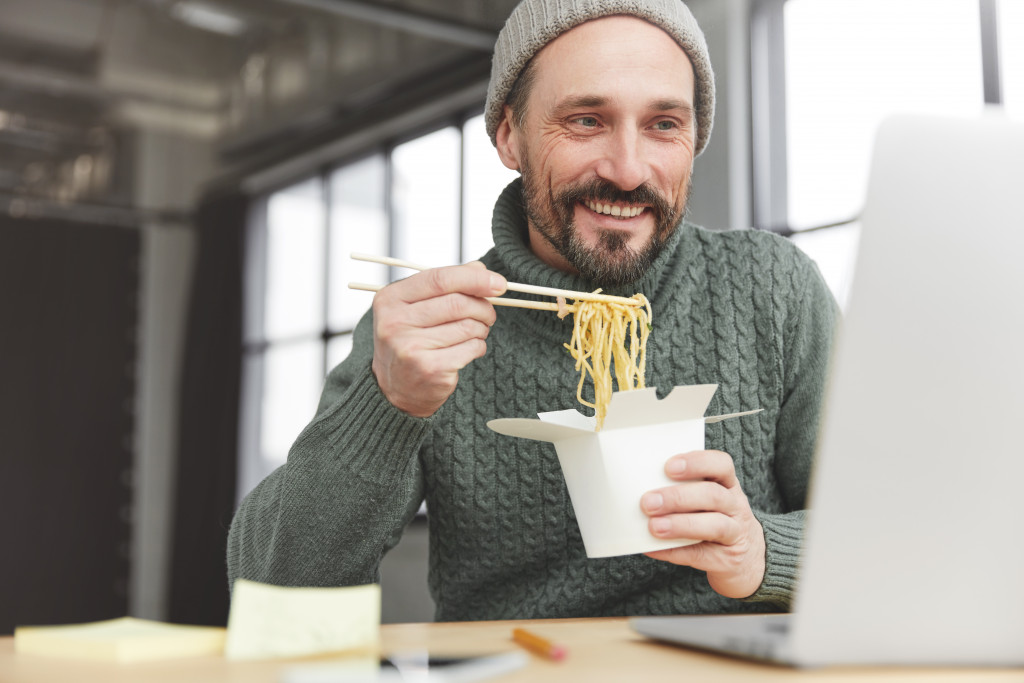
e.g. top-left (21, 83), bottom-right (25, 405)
top-left (561, 292), bottom-right (652, 430)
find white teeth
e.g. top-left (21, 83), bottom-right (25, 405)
top-left (586, 201), bottom-right (644, 217)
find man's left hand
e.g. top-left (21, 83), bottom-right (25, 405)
top-left (641, 450), bottom-right (766, 599)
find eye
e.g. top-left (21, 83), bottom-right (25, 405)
top-left (653, 120), bottom-right (677, 131)
top-left (572, 116), bottom-right (599, 128)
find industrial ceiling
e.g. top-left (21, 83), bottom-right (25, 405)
top-left (0, 0), bottom-right (520, 208)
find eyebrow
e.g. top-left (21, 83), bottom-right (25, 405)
top-left (653, 99), bottom-right (695, 117)
top-left (552, 95), bottom-right (695, 119)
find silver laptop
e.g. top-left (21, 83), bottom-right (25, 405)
top-left (631, 111), bottom-right (1024, 667)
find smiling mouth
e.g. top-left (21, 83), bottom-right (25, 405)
top-left (585, 200), bottom-right (647, 218)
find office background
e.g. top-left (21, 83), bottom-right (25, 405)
top-left (0, 0), bottom-right (1020, 634)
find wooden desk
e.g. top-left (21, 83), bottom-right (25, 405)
top-left (1, 617), bottom-right (1021, 682)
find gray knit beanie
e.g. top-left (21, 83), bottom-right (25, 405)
top-left (485, 0), bottom-right (715, 156)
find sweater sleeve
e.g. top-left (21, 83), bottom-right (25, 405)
top-left (746, 250), bottom-right (840, 608)
top-left (226, 311), bottom-right (430, 589)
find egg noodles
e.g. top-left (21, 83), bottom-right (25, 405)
top-left (560, 293), bottom-right (652, 430)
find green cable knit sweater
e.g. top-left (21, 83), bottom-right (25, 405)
top-left (227, 179), bottom-right (839, 619)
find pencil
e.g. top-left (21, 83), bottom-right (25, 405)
top-left (512, 627), bottom-right (568, 661)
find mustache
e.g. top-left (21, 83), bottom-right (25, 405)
top-left (558, 179), bottom-right (673, 217)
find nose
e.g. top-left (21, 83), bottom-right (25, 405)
top-left (593, 127), bottom-right (651, 192)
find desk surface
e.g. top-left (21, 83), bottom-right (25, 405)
top-left (1, 617), bottom-right (1022, 682)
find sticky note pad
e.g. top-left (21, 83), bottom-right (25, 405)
top-left (225, 579), bottom-right (381, 661)
top-left (14, 617), bottom-right (226, 663)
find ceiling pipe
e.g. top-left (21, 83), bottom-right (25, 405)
top-left (272, 0), bottom-right (497, 51)
top-left (0, 60), bottom-right (222, 113)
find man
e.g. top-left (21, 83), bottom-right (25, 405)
top-left (228, 0), bottom-right (837, 620)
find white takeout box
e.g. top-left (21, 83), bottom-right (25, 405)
top-left (487, 384), bottom-right (760, 558)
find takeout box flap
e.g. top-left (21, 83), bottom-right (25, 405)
top-left (487, 384), bottom-right (729, 442)
top-left (601, 384), bottom-right (717, 430)
top-left (487, 417), bottom-right (589, 442)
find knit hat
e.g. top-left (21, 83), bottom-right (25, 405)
top-left (485, 0), bottom-right (716, 156)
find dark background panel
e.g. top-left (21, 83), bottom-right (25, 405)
top-left (0, 216), bottom-right (139, 634)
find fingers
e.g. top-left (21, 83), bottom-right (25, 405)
top-left (645, 541), bottom-right (717, 570)
top-left (402, 317), bottom-right (494, 353)
top-left (640, 480), bottom-right (746, 552)
top-left (644, 524), bottom-right (766, 600)
top-left (643, 533), bottom-right (762, 592)
top-left (638, 450), bottom-right (744, 543)
top-left (377, 291), bottom-right (498, 332)
top-left (640, 449), bottom-right (767, 598)
top-left (640, 451), bottom-right (744, 520)
top-left (662, 450), bottom-right (739, 488)
top-left (387, 262), bottom-right (507, 307)
top-left (374, 264), bottom-right (504, 335)
top-left (375, 301), bottom-right (494, 351)
top-left (371, 263), bottom-right (506, 418)
top-left (374, 264), bottom-right (502, 352)
top-left (647, 506), bottom-right (740, 545)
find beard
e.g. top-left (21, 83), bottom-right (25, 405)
top-left (519, 158), bottom-right (689, 287)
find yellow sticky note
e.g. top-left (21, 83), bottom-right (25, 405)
top-left (14, 617), bottom-right (226, 663)
top-left (224, 579), bottom-right (380, 661)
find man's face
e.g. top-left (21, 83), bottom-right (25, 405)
top-left (497, 16), bottom-right (698, 286)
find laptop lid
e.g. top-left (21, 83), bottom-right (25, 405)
top-left (787, 111), bottom-right (1024, 666)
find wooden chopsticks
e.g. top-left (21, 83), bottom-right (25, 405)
top-left (347, 281), bottom-right (564, 312)
top-left (347, 252), bottom-right (641, 311)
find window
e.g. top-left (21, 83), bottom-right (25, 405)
top-left (327, 154), bottom-right (388, 370)
top-left (239, 112), bottom-right (518, 497)
top-left (264, 178), bottom-right (326, 340)
top-left (785, 0), bottom-right (984, 230)
top-left (759, 0), bottom-right (1004, 306)
top-left (238, 178), bottom-right (327, 498)
top-left (463, 115), bottom-right (519, 260)
top-left (392, 127), bottom-right (462, 267)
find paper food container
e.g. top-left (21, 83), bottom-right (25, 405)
top-left (487, 384), bottom-right (760, 558)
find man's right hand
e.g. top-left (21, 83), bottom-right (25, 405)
top-left (371, 262), bottom-right (507, 417)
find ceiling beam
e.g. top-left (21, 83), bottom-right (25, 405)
top-left (272, 0), bottom-right (497, 51)
top-left (0, 59), bottom-right (220, 111)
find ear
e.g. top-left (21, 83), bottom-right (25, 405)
top-left (494, 106), bottom-right (522, 172)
